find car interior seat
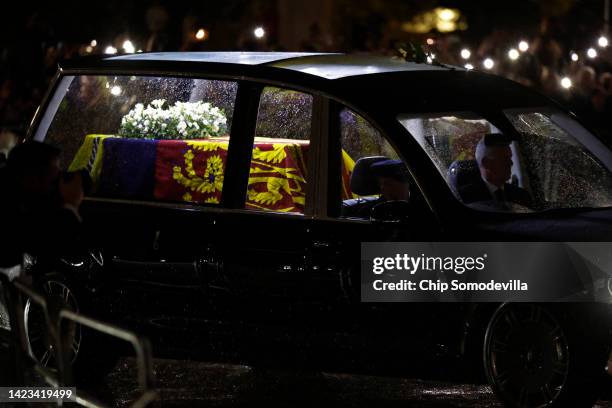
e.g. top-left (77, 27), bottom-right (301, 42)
top-left (447, 159), bottom-right (480, 200)
top-left (342, 156), bottom-right (389, 217)
top-left (349, 156), bottom-right (389, 196)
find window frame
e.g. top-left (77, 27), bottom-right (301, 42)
top-left (238, 84), bottom-right (322, 217)
top-left (326, 101), bottom-right (434, 223)
top-left (28, 67), bottom-right (440, 224)
top-left (33, 72), bottom-right (243, 208)
top-left (397, 111), bottom-right (521, 197)
top-left (29, 69), bottom-right (329, 219)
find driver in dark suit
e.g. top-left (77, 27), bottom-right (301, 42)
top-left (458, 135), bottom-right (532, 208)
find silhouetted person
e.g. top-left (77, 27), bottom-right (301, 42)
top-left (0, 141), bottom-right (84, 279)
top-left (144, 4), bottom-right (172, 52)
top-left (371, 159), bottom-right (411, 202)
top-left (343, 159), bottom-right (411, 219)
top-left (456, 135), bottom-right (531, 209)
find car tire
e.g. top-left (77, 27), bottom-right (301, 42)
top-left (24, 271), bottom-right (121, 385)
top-left (483, 303), bottom-right (609, 408)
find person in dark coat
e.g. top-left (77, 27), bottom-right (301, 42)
top-left (0, 141), bottom-right (85, 385)
top-left (0, 141), bottom-right (84, 276)
top-left (456, 135), bottom-right (532, 209)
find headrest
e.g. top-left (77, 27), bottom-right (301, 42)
top-left (350, 156), bottom-right (388, 196)
top-left (448, 160), bottom-right (480, 192)
top-left (370, 159), bottom-right (410, 182)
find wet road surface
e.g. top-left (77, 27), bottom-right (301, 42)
top-left (95, 357), bottom-right (611, 408)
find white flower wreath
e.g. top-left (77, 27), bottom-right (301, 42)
top-left (119, 99), bottom-right (228, 140)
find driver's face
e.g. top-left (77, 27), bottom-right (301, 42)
top-left (482, 146), bottom-right (513, 187)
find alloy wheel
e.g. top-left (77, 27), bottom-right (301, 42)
top-left (484, 304), bottom-right (569, 408)
top-left (24, 280), bottom-right (82, 367)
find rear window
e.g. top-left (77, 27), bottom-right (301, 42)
top-left (35, 75), bottom-right (238, 205)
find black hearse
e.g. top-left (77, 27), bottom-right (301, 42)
top-left (8, 52), bottom-right (612, 407)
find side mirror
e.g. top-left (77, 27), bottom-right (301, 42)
top-left (370, 200), bottom-right (411, 224)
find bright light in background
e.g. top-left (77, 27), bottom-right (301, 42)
top-left (560, 77), bottom-right (572, 89)
top-left (426, 56), bottom-right (433, 63)
top-left (460, 49), bottom-right (471, 59)
top-left (464, 63), bottom-right (474, 70)
top-left (85, 46), bottom-right (93, 53)
top-left (508, 48), bottom-right (520, 60)
top-left (426, 38), bottom-right (435, 45)
top-left (518, 40), bottom-right (529, 52)
top-left (438, 8), bottom-right (457, 22)
top-left (104, 46), bottom-right (117, 55)
top-left (437, 21), bottom-right (456, 32)
top-left (110, 85), bottom-right (122, 96)
top-left (430, 53), bottom-right (436, 59)
top-left (483, 58), bottom-right (494, 69)
top-left (402, 7), bottom-right (464, 34)
top-left (434, 8), bottom-right (461, 32)
top-left (195, 28), bottom-right (207, 41)
top-left (571, 52), bottom-right (579, 61)
top-left (598, 36), bottom-right (609, 47)
top-left (587, 47), bottom-right (598, 58)
top-left (254, 27), bottom-right (265, 39)
top-left (90, 40), bottom-right (97, 47)
top-left (122, 40), bottom-right (135, 54)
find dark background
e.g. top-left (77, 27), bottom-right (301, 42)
top-left (1, 0), bottom-right (611, 142)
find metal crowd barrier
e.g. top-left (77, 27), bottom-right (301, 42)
top-left (0, 273), bottom-right (158, 407)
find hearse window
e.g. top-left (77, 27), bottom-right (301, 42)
top-left (399, 110), bottom-right (612, 212)
top-left (338, 108), bottom-right (411, 220)
top-left (398, 112), bottom-right (532, 212)
top-left (504, 109), bottom-right (612, 210)
top-left (38, 75), bottom-right (238, 206)
top-left (243, 86), bottom-right (313, 214)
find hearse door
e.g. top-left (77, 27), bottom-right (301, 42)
top-left (306, 211), bottom-right (441, 368)
top-left (82, 200), bottom-right (214, 323)
top-left (210, 87), bottom-right (343, 357)
top-left (303, 105), bottom-right (448, 369)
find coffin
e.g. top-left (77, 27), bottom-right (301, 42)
top-left (69, 134), bottom-right (355, 213)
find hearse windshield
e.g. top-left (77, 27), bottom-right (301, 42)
top-left (398, 109), bottom-right (612, 213)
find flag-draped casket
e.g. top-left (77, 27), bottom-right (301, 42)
top-left (70, 135), bottom-right (355, 213)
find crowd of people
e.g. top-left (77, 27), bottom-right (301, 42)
top-left (1, 5), bottom-right (611, 148)
top-left (427, 23), bottom-right (612, 140)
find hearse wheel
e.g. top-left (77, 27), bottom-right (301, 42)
top-left (24, 272), bottom-right (120, 384)
top-left (483, 303), bottom-right (607, 408)
top-left (24, 277), bottom-right (82, 367)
